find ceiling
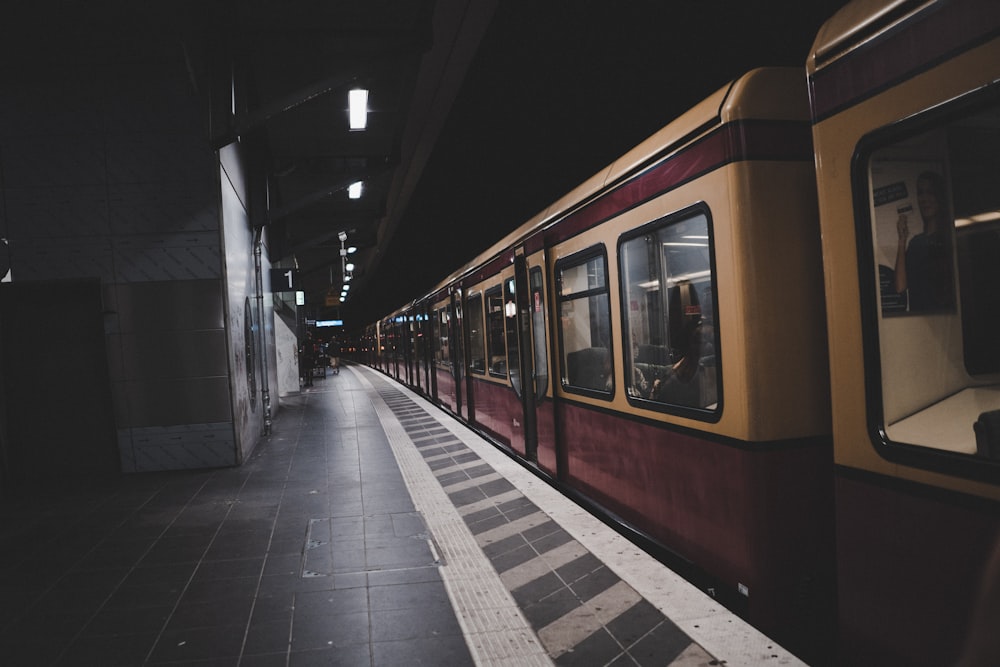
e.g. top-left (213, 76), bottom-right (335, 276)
top-left (221, 0), bottom-right (497, 321)
top-left (0, 0), bottom-right (497, 324)
top-left (1, 1), bottom-right (852, 332)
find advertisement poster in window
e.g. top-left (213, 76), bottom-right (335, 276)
top-left (870, 159), bottom-right (955, 316)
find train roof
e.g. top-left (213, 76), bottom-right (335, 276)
top-left (808, 0), bottom-right (927, 74)
top-left (386, 66), bottom-right (809, 317)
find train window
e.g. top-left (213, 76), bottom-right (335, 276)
top-left (530, 266), bottom-right (549, 398)
top-left (504, 277), bottom-right (522, 396)
top-left (557, 248), bottom-right (612, 396)
top-left (619, 209), bottom-right (719, 416)
top-left (435, 307), bottom-right (450, 369)
top-left (861, 91), bottom-right (1000, 462)
top-left (485, 286), bottom-right (506, 377)
top-left (452, 294), bottom-right (464, 381)
top-left (466, 292), bottom-right (485, 374)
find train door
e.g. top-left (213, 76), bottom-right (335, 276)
top-left (410, 309), bottom-right (421, 392)
top-left (507, 246), bottom-right (554, 466)
top-left (403, 312), bottom-right (412, 387)
top-left (455, 288), bottom-right (475, 423)
top-left (526, 250), bottom-right (557, 474)
top-left (450, 290), bottom-right (466, 418)
top-left (423, 304), bottom-right (434, 396)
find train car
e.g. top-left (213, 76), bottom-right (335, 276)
top-left (367, 1), bottom-right (1000, 663)
top-left (380, 66), bottom-right (835, 658)
top-left (808, 0), bottom-right (1000, 663)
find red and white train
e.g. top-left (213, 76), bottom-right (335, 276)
top-left (357, 0), bottom-right (1000, 663)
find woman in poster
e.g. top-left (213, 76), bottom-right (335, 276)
top-left (894, 170), bottom-right (956, 312)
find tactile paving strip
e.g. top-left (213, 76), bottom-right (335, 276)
top-left (360, 370), bottom-right (718, 666)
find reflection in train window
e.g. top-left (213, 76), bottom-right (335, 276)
top-left (557, 249), bottom-right (612, 395)
top-left (435, 307), bottom-right (450, 369)
top-left (504, 277), bottom-right (522, 396)
top-left (486, 286), bottom-right (506, 377)
top-left (863, 93), bottom-right (1000, 461)
top-left (530, 266), bottom-right (549, 398)
top-left (467, 292), bottom-right (485, 374)
top-left (620, 209), bottom-right (718, 414)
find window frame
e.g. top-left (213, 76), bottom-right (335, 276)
top-left (466, 291), bottom-right (486, 375)
top-left (851, 82), bottom-right (1000, 482)
top-left (617, 203), bottom-right (722, 422)
top-left (555, 244), bottom-right (613, 399)
top-left (485, 285), bottom-right (507, 378)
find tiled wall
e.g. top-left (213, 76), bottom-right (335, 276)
top-left (0, 61), bottom-right (268, 472)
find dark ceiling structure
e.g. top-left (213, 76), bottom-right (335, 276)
top-left (2, 0), bottom-right (851, 331)
top-left (223, 0), bottom-right (498, 324)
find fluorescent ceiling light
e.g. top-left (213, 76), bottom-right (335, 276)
top-left (349, 89), bottom-right (368, 130)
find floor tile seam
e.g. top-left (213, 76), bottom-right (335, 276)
top-left (429, 458), bottom-right (490, 477)
top-left (455, 489), bottom-right (525, 517)
top-left (422, 448), bottom-right (475, 463)
top-left (534, 579), bottom-right (646, 658)
top-left (442, 472), bottom-right (504, 494)
top-left (473, 511), bottom-right (554, 547)
top-left (354, 369), bottom-right (554, 667)
top-left (498, 540), bottom-right (592, 591)
top-left (385, 380), bottom-right (808, 667)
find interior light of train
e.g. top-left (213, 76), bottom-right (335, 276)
top-left (349, 88), bottom-right (368, 130)
top-left (662, 242), bottom-right (709, 247)
top-left (955, 210), bottom-right (1000, 227)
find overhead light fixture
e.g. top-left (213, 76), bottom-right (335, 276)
top-left (349, 88), bottom-right (368, 130)
top-left (345, 262), bottom-right (355, 272)
top-left (348, 181), bottom-right (363, 199)
top-left (347, 246), bottom-right (357, 254)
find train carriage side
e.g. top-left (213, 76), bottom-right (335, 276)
top-left (808, 0), bottom-right (1000, 664)
top-left (539, 67), bottom-right (833, 650)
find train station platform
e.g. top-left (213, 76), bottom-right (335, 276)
top-left (0, 363), bottom-right (803, 666)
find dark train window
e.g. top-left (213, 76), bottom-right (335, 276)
top-left (861, 91), bottom-right (1000, 461)
top-left (467, 292), bottom-right (485, 374)
top-left (485, 285), bottom-right (506, 377)
top-left (504, 277), bottom-right (522, 396)
top-left (434, 307), bottom-right (450, 369)
top-left (530, 266), bottom-right (549, 398)
top-left (619, 209), bottom-right (719, 416)
top-left (557, 248), bottom-right (612, 396)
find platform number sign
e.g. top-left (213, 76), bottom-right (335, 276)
top-left (270, 268), bottom-right (299, 292)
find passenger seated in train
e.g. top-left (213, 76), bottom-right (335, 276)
top-left (630, 280), bottom-right (716, 408)
top-left (632, 318), bottom-right (714, 407)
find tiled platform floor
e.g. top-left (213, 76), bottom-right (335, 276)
top-left (0, 364), bottom-right (802, 666)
